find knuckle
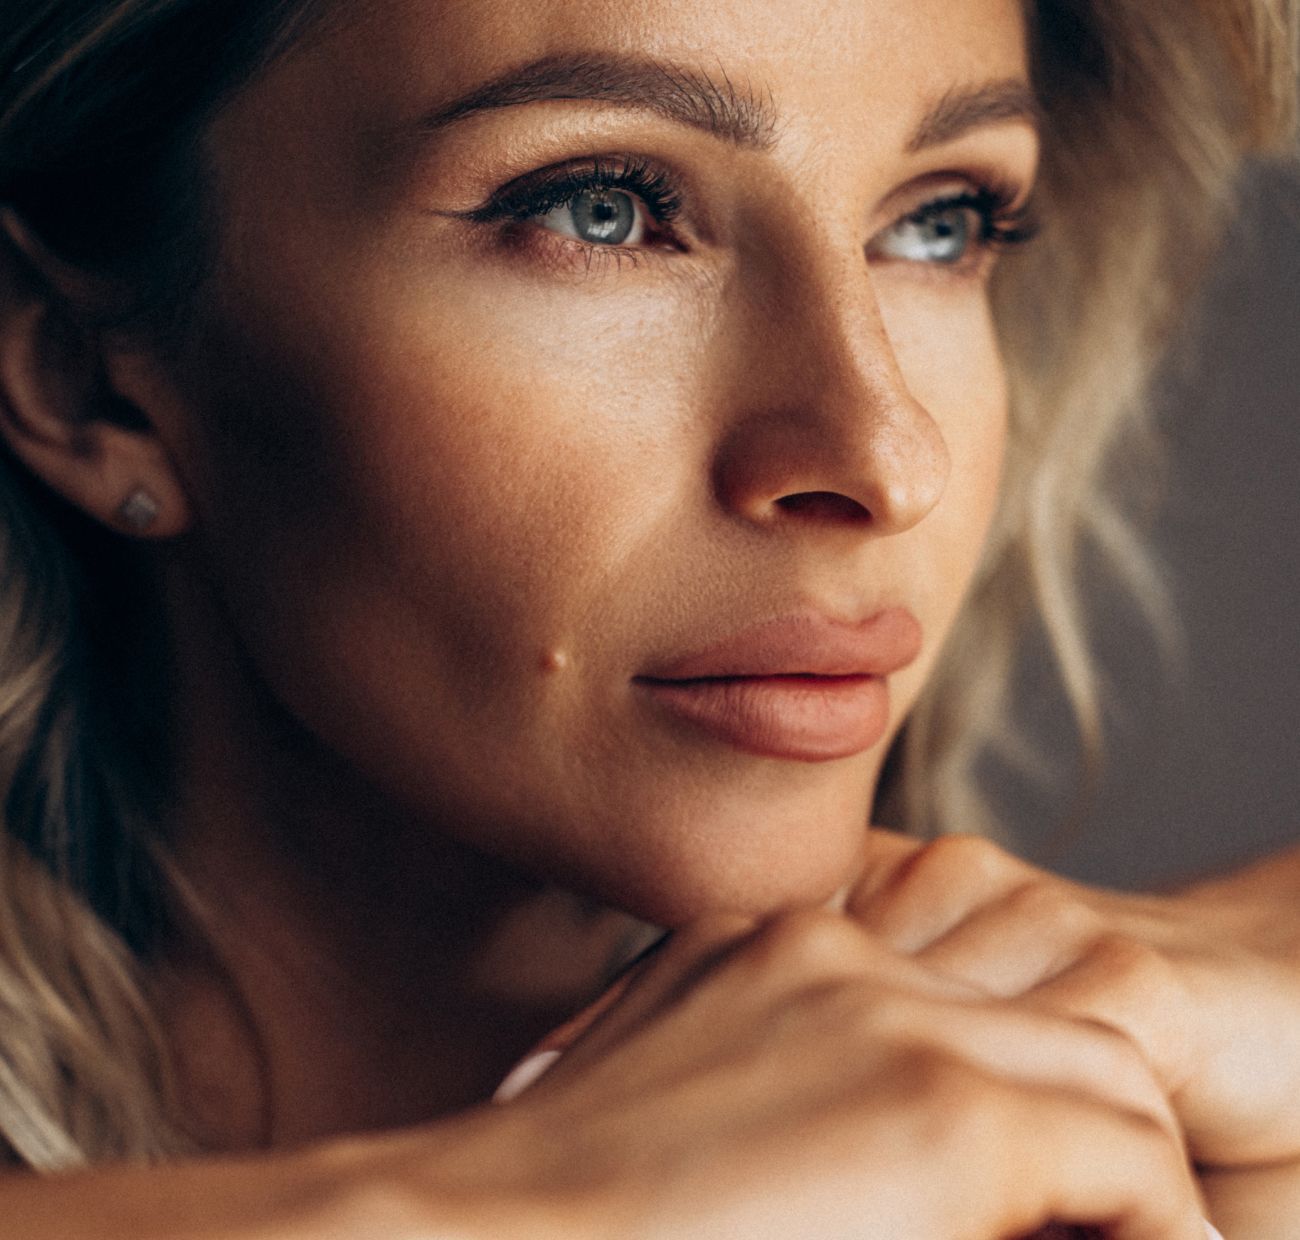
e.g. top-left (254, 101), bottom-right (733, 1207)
top-left (902, 1054), bottom-right (1006, 1146)
top-left (1085, 932), bottom-right (1178, 999)
top-left (1002, 881), bottom-right (1095, 937)
top-left (813, 981), bottom-right (919, 1045)
top-left (1081, 1019), bottom-right (1145, 1073)
top-left (1002, 880), bottom-right (1059, 922)
top-left (1077, 1021), bottom-right (1164, 1101)
top-left (905, 833), bottom-right (1018, 892)
top-left (748, 909), bottom-right (870, 977)
top-left (791, 978), bottom-right (877, 1041)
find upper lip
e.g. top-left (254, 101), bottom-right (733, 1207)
top-left (636, 608), bottom-right (923, 682)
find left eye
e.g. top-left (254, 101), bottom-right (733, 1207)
top-left (539, 189), bottom-right (646, 246)
top-left (870, 202), bottom-right (979, 265)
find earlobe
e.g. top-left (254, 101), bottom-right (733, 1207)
top-left (0, 236), bottom-right (192, 540)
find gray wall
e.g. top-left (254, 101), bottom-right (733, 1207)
top-left (1003, 165), bottom-right (1300, 890)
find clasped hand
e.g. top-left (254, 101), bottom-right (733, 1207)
top-left (850, 830), bottom-right (1300, 1175)
top-left (471, 833), bottom-right (1300, 1238)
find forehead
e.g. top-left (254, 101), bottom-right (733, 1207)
top-left (284, 0), bottom-right (1029, 134)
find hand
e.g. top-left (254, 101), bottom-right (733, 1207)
top-left (849, 830), bottom-right (1300, 1171)
top-left (424, 910), bottom-right (1207, 1239)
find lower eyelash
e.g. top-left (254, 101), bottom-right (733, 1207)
top-left (501, 228), bottom-right (654, 275)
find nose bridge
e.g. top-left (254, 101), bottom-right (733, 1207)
top-left (713, 229), bottom-right (950, 535)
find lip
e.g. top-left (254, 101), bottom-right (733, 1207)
top-left (634, 609), bottom-right (922, 762)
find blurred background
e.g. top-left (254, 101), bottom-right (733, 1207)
top-left (999, 163), bottom-right (1300, 889)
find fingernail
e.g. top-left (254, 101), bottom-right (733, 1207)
top-left (492, 1049), bottom-right (563, 1103)
top-left (1204, 1221), bottom-right (1224, 1240)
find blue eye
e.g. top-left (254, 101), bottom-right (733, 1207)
top-left (540, 188), bottom-right (644, 246)
top-left (867, 188), bottom-right (1036, 268)
top-left (468, 157), bottom-right (683, 253)
top-left (871, 202), bottom-right (978, 265)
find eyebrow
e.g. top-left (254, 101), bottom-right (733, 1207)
top-left (906, 79), bottom-right (1042, 152)
top-left (417, 53), bottom-right (778, 149)
top-left (413, 53), bottom-right (1039, 154)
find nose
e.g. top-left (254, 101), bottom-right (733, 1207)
top-left (711, 247), bottom-right (950, 537)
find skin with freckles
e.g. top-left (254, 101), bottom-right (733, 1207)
top-left (1, 1), bottom-right (1278, 1233)
top-left (0, 0), bottom-right (1052, 1157)
top-left (140, 0), bottom-right (1029, 926)
top-left (78, 0), bottom-right (1042, 1143)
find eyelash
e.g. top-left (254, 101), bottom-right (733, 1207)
top-left (465, 155), bottom-right (1036, 272)
top-left (467, 155), bottom-right (684, 265)
top-left (911, 185), bottom-right (1038, 250)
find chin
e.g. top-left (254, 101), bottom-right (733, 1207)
top-left (534, 775), bottom-right (877, 928)
top-left (609, 859), bottom-right (858, 928)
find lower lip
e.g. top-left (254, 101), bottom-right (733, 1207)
top-left (635, 674), bottom-right (891, 762)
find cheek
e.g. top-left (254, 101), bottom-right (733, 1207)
top-left (195, 264), bottom-right (692, 605)
top-left (179, 250), bottom-right (725, 800)
top-left (300, 278), bottom-right (710, 644)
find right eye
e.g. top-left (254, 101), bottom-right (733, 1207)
top-left (464, 155), bottom-right (687, 259)
top-left (538, 188), bottom-right (648, 247)
top-left (871, 201), bottom-right (981, 265)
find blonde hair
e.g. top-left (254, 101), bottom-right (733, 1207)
top-left (0, 0), bottom-right (1294, 1168)
top-left (894, 0), bottom-right (1299, 838)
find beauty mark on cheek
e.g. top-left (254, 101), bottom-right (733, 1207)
top-left (540, 649), bottom-right (570, 674)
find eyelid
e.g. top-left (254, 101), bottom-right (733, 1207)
top-left (454, 150), bottom-right (1036, 279)
top-left (465, 154), bottom-right (686, 229)
top-left (873, 169), bottom-right (1032, 227)
top-left (865, 178), bottom-right (1039, 268)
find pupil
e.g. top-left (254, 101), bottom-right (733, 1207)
top-left (571, 190), bottom-right (636, 245)
top-left (924, 209), bottom-right (968, 261)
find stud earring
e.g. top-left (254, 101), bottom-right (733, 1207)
top-left (117, 488), bottom-right (161, 533)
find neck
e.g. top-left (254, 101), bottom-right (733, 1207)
top-left (152, 567), bottom-right (644, 1152)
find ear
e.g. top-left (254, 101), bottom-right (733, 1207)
top-left (0, 213), bottom-right (192, 539)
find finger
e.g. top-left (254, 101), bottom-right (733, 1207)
top-left (716, 908), bottom-right (981, 1006)
top-left (530, 930), bottom-right (673, 1056)
top-left (577, 909), bottom-right (977, 1056)
top-left (515, 912), bottom-right (757, 1073)
top-left (530, 914), bottom-right (1184, 1145)
top-left (950, 1085), bottom-right (1205, 1240)
top-left (858, 1052), bottom-right (1205, 1237)
top-left (914, 881), bottom-right (1102, 997)
top-left (498, 911), bottom-right (980, 1101)
top-left (849, 833), bottom-right (1032, 951)
top-left (846, 826), bottom-right (924, 907)
top-left (1021, 935), bottom-right (1195, 1098)
top-left (866, 991), bottom-right (1183, 1147)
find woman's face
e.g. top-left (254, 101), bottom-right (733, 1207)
top-left (162, 0), bottom-right (1037, 923)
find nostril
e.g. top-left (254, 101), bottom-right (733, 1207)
top-left (774, 491), bottom-right (872, 524)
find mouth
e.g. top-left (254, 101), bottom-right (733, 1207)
top-left (633, 609), bottom-right (921, 762)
